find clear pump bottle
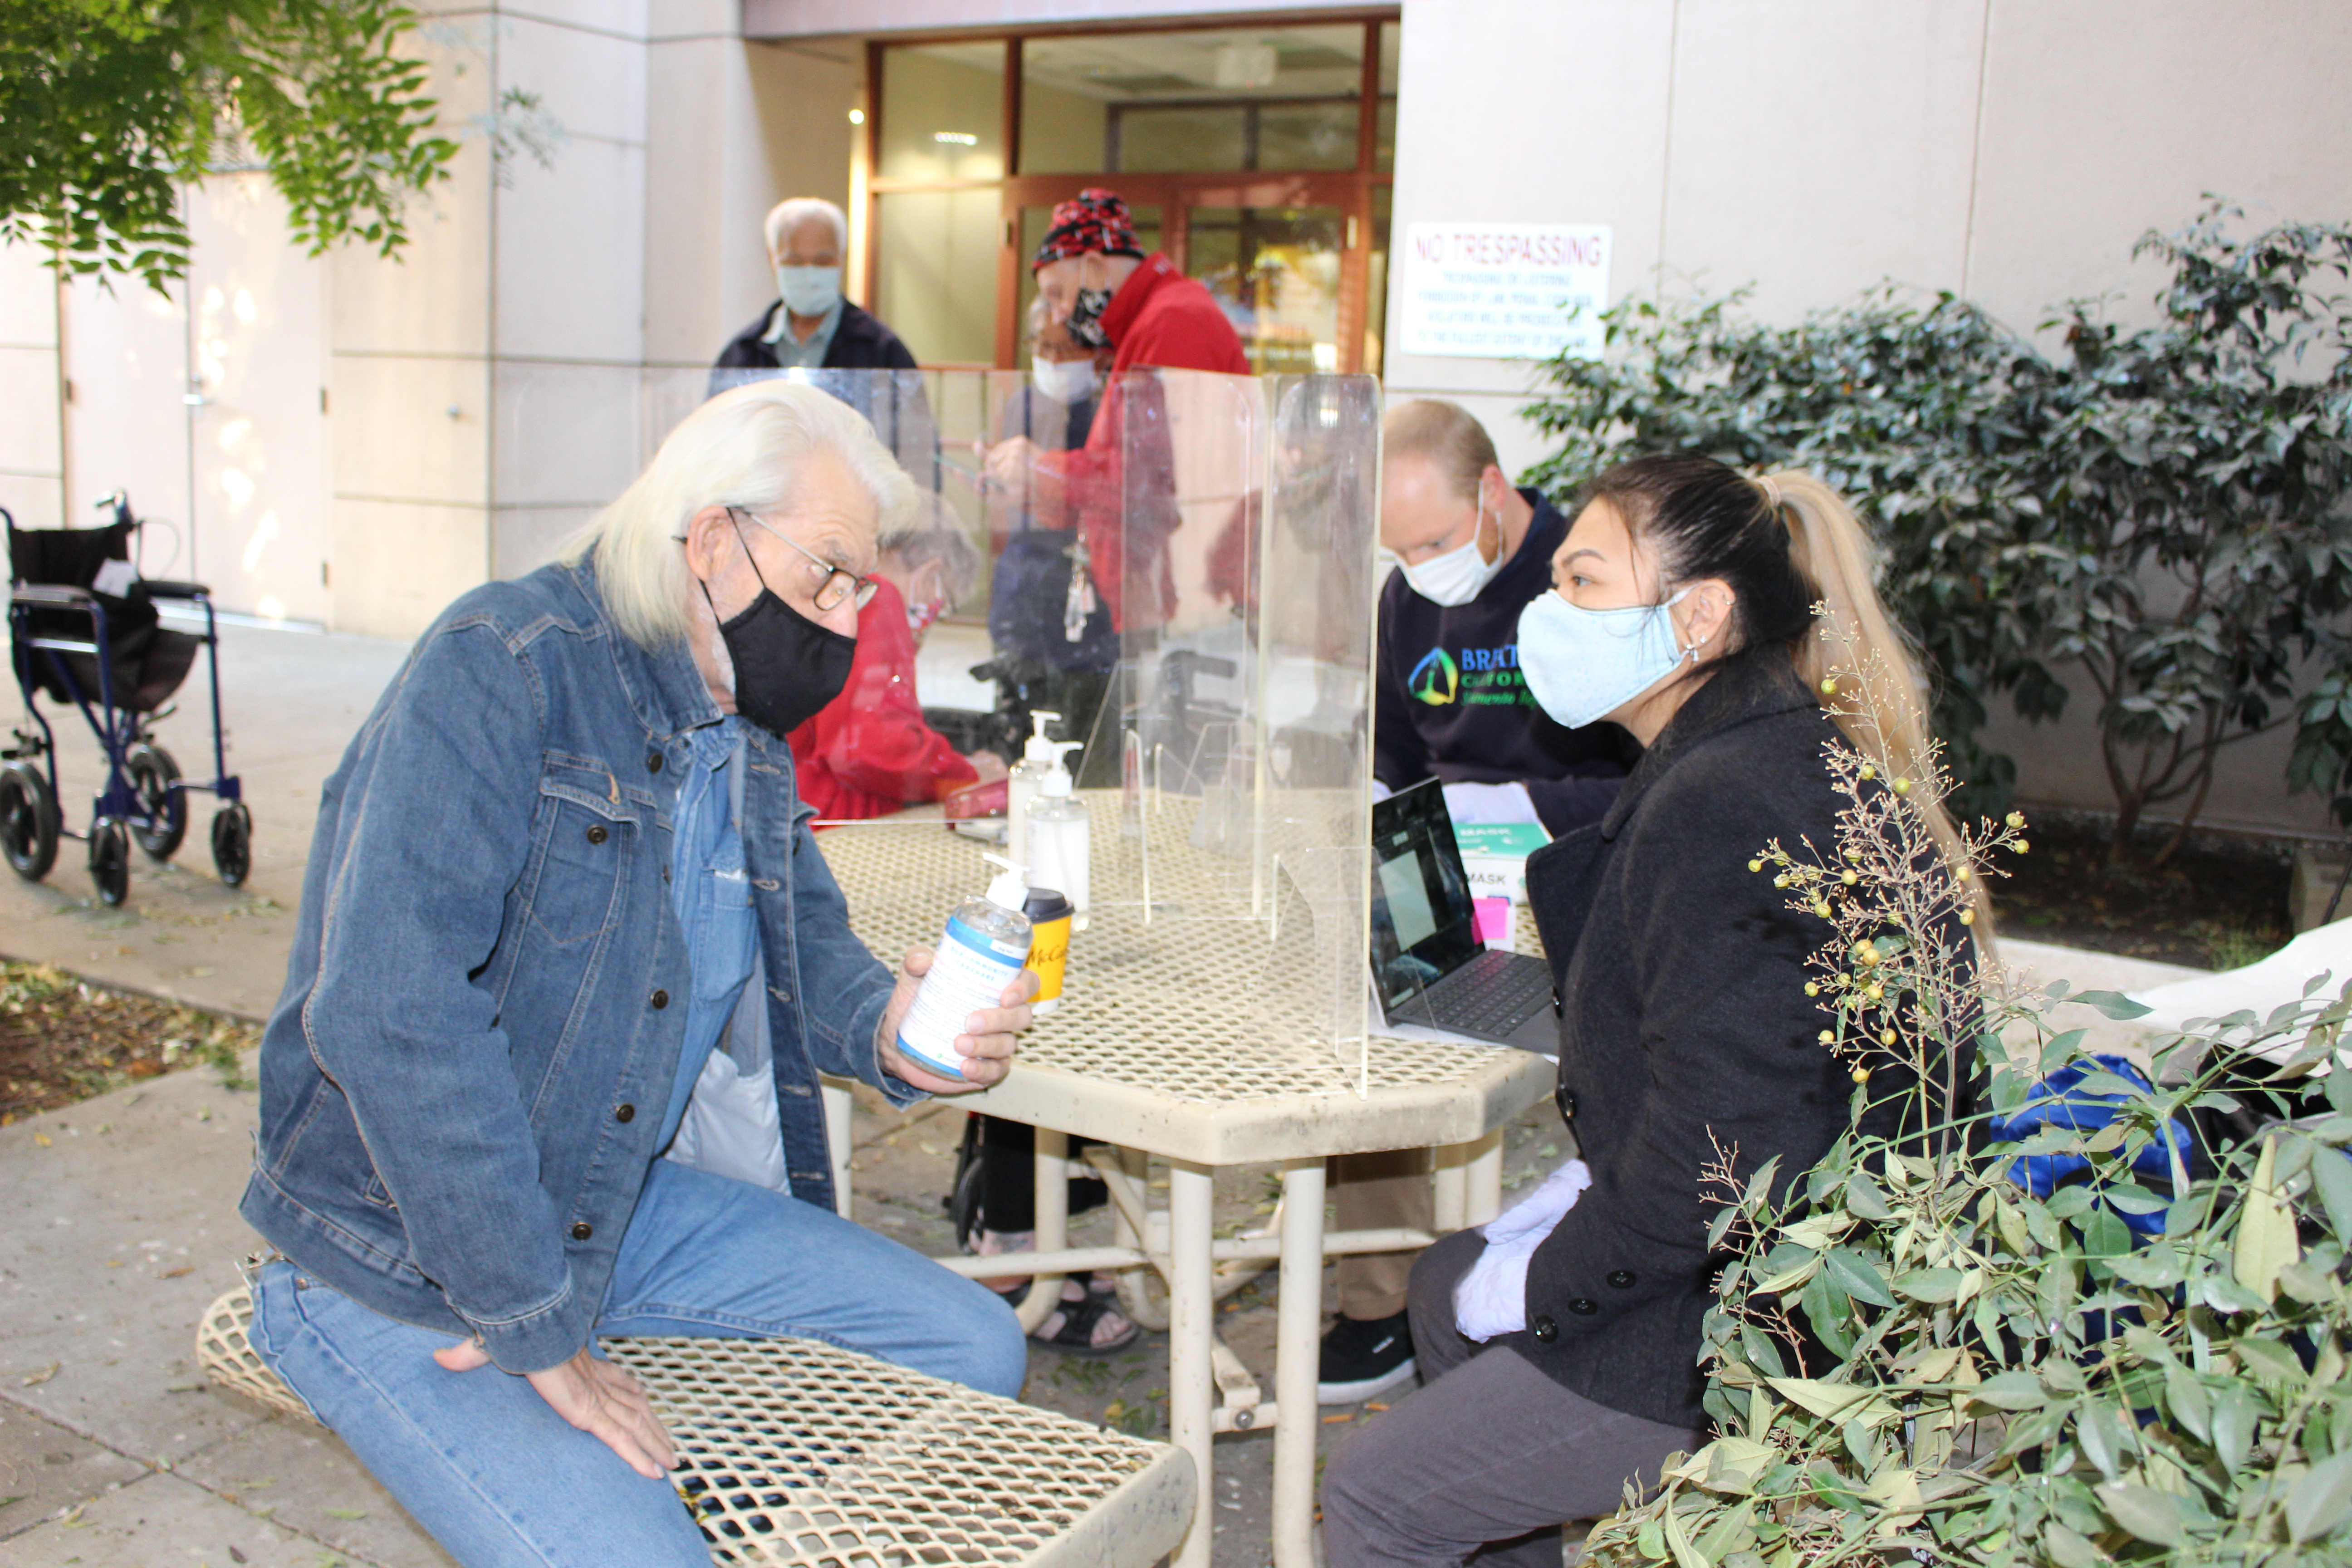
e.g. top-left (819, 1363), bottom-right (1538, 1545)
top-left (1006, 710), bottom-right (1063, 869)
top-left (1024, 743), bottom-right (1090, 933)
top-left (894, 854), bottom-right (1032, 1082)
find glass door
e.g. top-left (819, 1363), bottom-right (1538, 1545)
top-left (1181, 201), bottom-right (1345, 375)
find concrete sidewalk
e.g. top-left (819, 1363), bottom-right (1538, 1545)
top-left (2, 618), bottom-right (412, 1023)
top-left (0, 621), bottom-right (2212, 1567)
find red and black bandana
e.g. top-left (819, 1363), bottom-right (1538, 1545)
top-left (1030, 188), bottom-right (1144, 271)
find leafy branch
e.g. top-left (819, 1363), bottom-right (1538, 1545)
top-left (0, 0), bottom-right (460, 290)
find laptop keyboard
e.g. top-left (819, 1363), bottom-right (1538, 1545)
top-left (1416, 949), bottom-right (1555, 1038)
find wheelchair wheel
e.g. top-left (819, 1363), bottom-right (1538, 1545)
top-left (0, 763), bottom-right (59, 882)
top-left (211, 803), bottom-right (253, 888)
top-left (126, 744), bottom-right (186, 861)
top-left (89, 818), bottom-right (130, 906)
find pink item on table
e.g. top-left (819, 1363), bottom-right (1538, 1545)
top-left (1472, 897), bottom-right (1513, 948)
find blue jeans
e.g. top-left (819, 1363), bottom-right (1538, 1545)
top-left (249, 1160), bottom-right (1028, 1568)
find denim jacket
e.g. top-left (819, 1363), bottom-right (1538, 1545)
top-left (239, 559), bottom-right (906, 1373)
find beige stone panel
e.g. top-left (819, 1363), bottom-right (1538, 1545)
top-left (494, 134), bottom-right (647, 363)
top-left (492, 358), bottom-right (641, 509)
top-left (1659, 0), bottom-right (1986, 321)
top-left (61, 270), bottom-right (193, 534)
top-left (332, 355), bottom-right (491, 507)
top-left (0, 470), bottom-right (64, 530)
top-left (651, 0), bottom-right (736, 37)
top-left (186, 173), bottom-right (334, 624)
top-left (642, 38), bottom-right (855, 367)
top-left (644, 37), bottom-right (748, 366)
top-left (509, 0), bottom-right (649, 41)
top-left (327, 31), bottom-right (492, 359)
top-left (1382, 0), bottom-right (1678, 398)
top-left (494, 504), bottom-right (599, 580)
top-left (334, 498), bottom-right (490, 638)
top-left (1968, 0), bottom-right (2352, 336)
top-left (0, 344), bottom-right (62, 476)
top-left (501, 9), bottom-right (648, 146)
top-left (0, 238), bottom-right (59, 346)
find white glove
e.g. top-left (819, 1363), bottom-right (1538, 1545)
top-left (1440, 780), bottom-right (1541, 825)
top-left (1453, 1158), bottom-right (1592, 1342)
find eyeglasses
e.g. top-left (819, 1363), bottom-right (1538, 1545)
top-left (728, 508), bottom-right (878, 613)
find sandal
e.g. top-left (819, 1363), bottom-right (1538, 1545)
top-left (1030, 1276), bottom-right (1142, 1358)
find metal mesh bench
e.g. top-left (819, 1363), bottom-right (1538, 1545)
top-left (196, 1288), bottom-right (1196, 1567)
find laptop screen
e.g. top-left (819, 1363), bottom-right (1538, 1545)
top-left (1367, 779), bottom-right (1484, 1011)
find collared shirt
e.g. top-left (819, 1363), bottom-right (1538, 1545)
top-left (761, 299), bottom-right (843, 369)
top-left (657, 716), bottom-right (763, 1152)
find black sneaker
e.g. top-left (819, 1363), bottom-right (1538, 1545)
top-left (1317, 1310), bottom-right (1417, 1403)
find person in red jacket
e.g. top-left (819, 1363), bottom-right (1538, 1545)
top-left (788, 524), bottom-right (1004, 821)
top-left (982, 188), bottom-right (1248, 635)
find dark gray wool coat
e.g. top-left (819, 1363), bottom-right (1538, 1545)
top-left (1511, 644), bottom-right (1961, 1431)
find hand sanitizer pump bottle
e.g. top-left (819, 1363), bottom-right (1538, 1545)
top-left (1006, 710), bottom-right (1063, 869)
top-left (1024, 741), bottom-right (1091, 933)
top-left (894, 854), bottom-right (1033, 1082)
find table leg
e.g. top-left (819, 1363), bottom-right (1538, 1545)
top-left (1465, 1128), bottom-right (1506, 1225)
top-left (1272, 1156), bottom-right (1327, 1568)
top-left (820, 1078), bottom-right (854, 1218)
top-left (1011, 1128), bottom-right (1072, 1335)
top-left (1168, 1160), bottom-right (1215, 1568)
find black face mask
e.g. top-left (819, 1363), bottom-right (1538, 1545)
top-left (1066, 286), bottom-right (1114, 349)
top-left (700, 535), bottom-right (856, 738)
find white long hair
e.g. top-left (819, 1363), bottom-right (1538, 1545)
top-left (563, 379), bottom-right (919, 649)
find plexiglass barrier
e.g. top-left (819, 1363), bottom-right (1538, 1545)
top-left (629, 365), bottom-right (1380, 1075)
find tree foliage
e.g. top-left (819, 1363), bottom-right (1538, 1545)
top-left (1581, 646), bottom-right (2352, 1567)
top-left (1526, 203), bottom-right (2352, 858)
top-left (0, 0), bottom-right (457, 289)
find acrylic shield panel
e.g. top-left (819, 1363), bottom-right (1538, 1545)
top-left (633, 365), bottom-right (1380, 1082)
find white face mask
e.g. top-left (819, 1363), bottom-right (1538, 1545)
top-left (1031, 354), bottom-right (1098, 405)
top-left (1397, 498), bottom-right (1502, 608)
top-left (1516, 588), bottom-right (1694, 730)
top-left (776, 264), bottom-right (842, 318)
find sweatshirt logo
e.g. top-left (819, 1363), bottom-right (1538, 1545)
top-left (1408, 647), bottom-right (1459, 705)
top-left (1412, 643), bottom-right (1531, 708)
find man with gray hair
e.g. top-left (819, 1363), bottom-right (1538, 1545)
top-left (238, 380), bottom-right (1030, 1567)
top-left (710, 196), bottom-right (919, 386)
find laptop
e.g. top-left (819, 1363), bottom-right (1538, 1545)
top-left (1368, 779), bottom-right (1559, 1050)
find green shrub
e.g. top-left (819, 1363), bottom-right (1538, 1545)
top-left (1527, 202), bottom-right (2352, 860)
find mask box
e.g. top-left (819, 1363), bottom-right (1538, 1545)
top-left (1455, 820), bottom-right (1551, 905)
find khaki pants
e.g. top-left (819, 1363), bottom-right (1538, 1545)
top-left (1330, 1147), bottom-right (1434, 1320)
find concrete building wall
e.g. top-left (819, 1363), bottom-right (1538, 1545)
top-left (0, 252), bottom-right (66, 534)
top-left (1382, 0), bottom-right (2352, 478)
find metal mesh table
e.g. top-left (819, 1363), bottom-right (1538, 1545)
top-left (818, 815), bottom-right (1553, 1568)
top-left (196, 1288), bottom-right (1195, 1568)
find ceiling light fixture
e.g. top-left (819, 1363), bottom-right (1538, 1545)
top-left (934, 131), bottom-right (979, 146)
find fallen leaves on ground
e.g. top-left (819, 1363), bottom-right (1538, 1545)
top-left (0, 962), bottom-right (256, 1119)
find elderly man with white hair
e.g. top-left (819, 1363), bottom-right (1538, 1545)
top-left (237, 381), bottom-right (1032, 1568)
top-left (711, 196), bottom-right (919, 386)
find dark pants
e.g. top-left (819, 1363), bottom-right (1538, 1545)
top-left (976, 1116), bottom-right (1105, 1233)
top-left (1319, 1229), bottom-right (1701, 1568)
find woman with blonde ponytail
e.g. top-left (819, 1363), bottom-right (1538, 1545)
top-left (1320, 454), bottom-right (1979, 1568)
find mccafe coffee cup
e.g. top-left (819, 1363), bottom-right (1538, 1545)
top-left (1023, 887), bottom-right (1074, 1015)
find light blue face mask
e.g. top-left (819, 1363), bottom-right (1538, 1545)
top-left (776, 264), bottom-right (842, 318)
top-left (1516, 588), bottom-right (1693, 730)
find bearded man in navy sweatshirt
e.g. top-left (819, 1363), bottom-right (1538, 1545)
top-left (1318, 399), bottom-right (1637, 1406)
